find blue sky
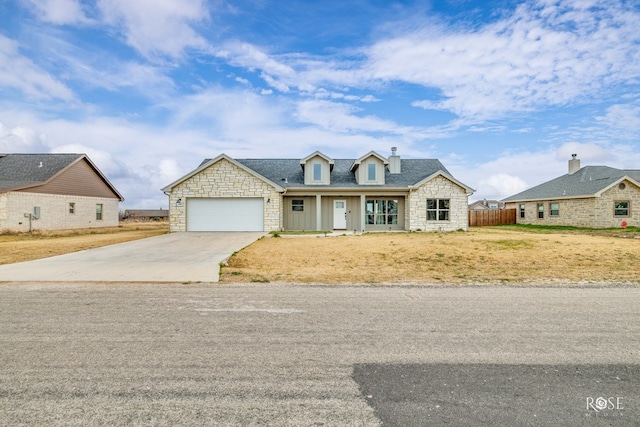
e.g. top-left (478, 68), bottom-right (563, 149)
top-left (1, 0), bottom-right (639, 208)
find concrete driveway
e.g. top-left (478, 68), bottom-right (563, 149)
top-left (0, 232), bottom-right (265, 283)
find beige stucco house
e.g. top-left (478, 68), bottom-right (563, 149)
top-left (503, 155), bottom-right (640, 228)
top-left (0, 153), bottom-right (124, 232)
top-left (162, 149), bottom-right (475, 233)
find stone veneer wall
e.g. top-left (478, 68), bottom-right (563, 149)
top-left (507, 179), bottom-right (640, 228)
top-left (0, 192), bottom-right (120, 232)
top-left (509, 199), bottom-right (596, 227)
top-left (408, 175), bottom-right (469, 231)
top-left (168, 158), bottom-right (282, 232)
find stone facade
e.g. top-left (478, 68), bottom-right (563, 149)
top-left (408, 175), bottom-right (470, 231)
top-left (506, 179), bottom-right (640, 228)
top-left (168, 158), bottom-right (282, 232)
top-left (0, 191), bottom-right (120, 232)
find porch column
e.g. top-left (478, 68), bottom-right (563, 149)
top-left (316, 194), bottom-right (322, 231)
top-left (360, 194), bottom-right (366, 233)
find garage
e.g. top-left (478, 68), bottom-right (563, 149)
top-left (186, 198), bottom-right (264, 231)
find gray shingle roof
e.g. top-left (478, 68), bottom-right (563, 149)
top-left (199, 158), bottom-right (451, 188)
top-left (502, 166), bottom-right (640, 202)
top-left (0, 153), bottom-right (84, 191)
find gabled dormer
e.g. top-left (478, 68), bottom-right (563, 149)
top-left (300, 151), bottom-right (334, 185)
top-left (351, 151), bottom-right (389, 185)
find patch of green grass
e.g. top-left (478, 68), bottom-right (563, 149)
top-left (495, 224), bottom-right (640, 232)
top-left (487, 240), bottom-right (534, 250)
top-left (269, 230), bottom-right (331, 236)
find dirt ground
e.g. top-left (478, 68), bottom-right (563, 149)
top-left (222, 226), bottom-right (640, 284)
top-left (0, 222), bottom-right (169, 265)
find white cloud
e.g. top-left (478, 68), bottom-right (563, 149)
top-left (596, 104), bottom-right (640, 137)
top-left (477, 174), bottom-right (529, 200)
top-left (97, 0), bottom-right (209, 58)
top-left (555, 142), bottom-right (613, 162)
top-left (24, 0), bottom-right (91, 25)
top-left (295, 99), bottom-right (431, 139)
top-left (0, 35), bottom-right (74, 101)
top-left (366, 0), bottom-right (640, 121)
top-left (0, 122), bottom-right (49, 152)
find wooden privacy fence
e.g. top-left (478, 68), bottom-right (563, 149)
top-left (468, 209), bottom-right (517, 226)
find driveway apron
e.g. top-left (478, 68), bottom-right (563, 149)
top-left (0, 232), bottom-right (265, 283)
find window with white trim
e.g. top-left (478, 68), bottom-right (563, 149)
top-left (549, 202), bottom-right (559, 216)
top-left (614, 201), bottom-right (630, 217)
top-left (537, 203), bottom-right (544, 219)
top-left (69, 202), bottom-right (75, 214)
top-left (519, 204), bottom-right (525, 219)
top-left (96, 204), bottom-right (103, 221)
top-left (427, 199), bottom-right (450, 221)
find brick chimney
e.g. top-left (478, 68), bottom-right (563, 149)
top-left (568, 154), bottom-right (580, 175)
top-left (389, 147), bottom-right (401, 174)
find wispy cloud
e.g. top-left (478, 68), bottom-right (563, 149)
top-left (23, 0), bottom-right (92, 25)
top-left (97, 0), bottom-right (210, 59)
top-left (0, 35), bottom-right (74, 101)
top-left (366, 0), bottom-right (640, 122)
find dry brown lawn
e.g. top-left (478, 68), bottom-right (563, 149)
top-left (222, 226), bottom-right (640, 284)
top-left (0, 222), bottom-right (169, 265)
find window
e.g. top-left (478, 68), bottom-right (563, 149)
top-left (69, 202), bottom-right (75, 214)
top-left (292, 199), bottom-right (304, 212)
top-left (519, 204), bottom-right (525, 219)
top-left (313, 163), bottom-right (322, 181)
top-left (614, 201), bottom-right (630, 217)
top-left (96, 204), bottom-right (103, 221)
top-left (537, 203), bottom-right (544, 219)
top-left (367, 163), bottom-right (376, 181)
top-left (549, 202), bottom-right (559, 216)
top-left (427, 199), bottom-right (450, 221)
top-left (366, 199), bottom-right (398, 225)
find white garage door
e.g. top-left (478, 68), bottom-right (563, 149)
top-left (187, 198), bottom-right (264, 231)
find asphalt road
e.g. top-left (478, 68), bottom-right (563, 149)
top-left (0, 283), bottom-right (638, 426)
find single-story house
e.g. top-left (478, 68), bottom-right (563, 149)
top-left (123, 209), bottom-right (169, 221)
top-left (162, 148), bottom-right (475, 232)
top-left (0, 153), bottom-right (124, 232)
top-left (503, 155), bottom-right (640, 228)
top-left (469, 199), bottom-right (505, 210)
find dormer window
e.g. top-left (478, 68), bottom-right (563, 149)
top-left (351, 151), bottom-right (388, 185)
top-left (367, 163), bottom-right (376, 181)
top-left (300, 151), bottom-right (334, 185)
top-left (313, 162), bottom-right (322, 181)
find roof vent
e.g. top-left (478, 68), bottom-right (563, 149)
top-left (38, 161), bottom-right (43, 168)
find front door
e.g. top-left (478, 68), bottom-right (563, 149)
top-left (333, 200), bottom-right (347, 229)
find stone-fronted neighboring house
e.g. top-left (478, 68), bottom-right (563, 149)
top-left (0, 153), bottom-right (124, 232)
top-left (162, 149), bottom-right (475, 232)
top-left (503, 155), bottom-right (640, 228)
top-left (469, 199), bottom-right (505, 210)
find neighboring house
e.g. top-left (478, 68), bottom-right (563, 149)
top-left (123, 209), bottom-right (169, 221)
top-left (0, 153), bottom-right (124, 232)
top-left (162, 148), bottom-right (475, 232)
top-left (503, 155), bottom-right (640, 228)
top-left (469, 199), bottom-right (505, 210)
